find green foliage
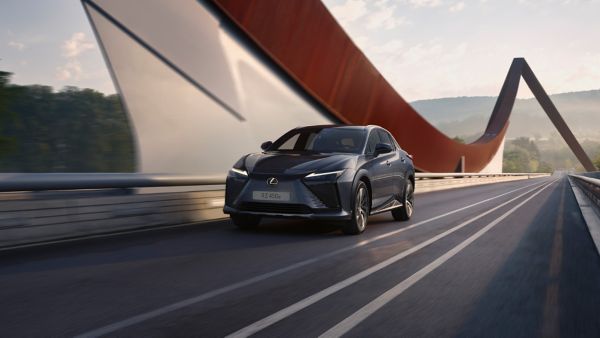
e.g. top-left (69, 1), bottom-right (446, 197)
top-left (503, 147), bottom-right (531, 173)
top-left (0, 71), bottom-right (17, 157)
top-left (502, 136), bottom-right (600, 173)
top-left (503, 137), bottom-right (551, 173)
top-left (594, 155), bottom-right (600, 170)
top-left (537, 161), bottom-right (553, 173)
top-left (0, 72), bottom-right (134, 172)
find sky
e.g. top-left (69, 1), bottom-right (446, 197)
top-left (323, 0), bottom-right (600, 100)
top-left (0, 0), bottom-right (115, 94)
top-left (1, 0), bottom-right (600, 101)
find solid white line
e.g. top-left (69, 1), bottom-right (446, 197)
top-left (224, 179), bottom-right (556, 338)
top-left (319, 179), bottom-right (558, 338)
top-left (75, 179), bottom-right (547, 338)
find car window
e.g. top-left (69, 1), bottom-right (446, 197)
top-left (271, 127), bottom-right (366, 154)
top-left (377, 129), bottom-right (396, 150)
top-left (365, 130), bottom-right (381, 155)
top-left (278, 133), bottom-right (300, 150)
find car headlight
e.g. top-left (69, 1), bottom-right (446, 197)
top-left (304, 169), bottom-right (345, 181)
top-left (229, 167), bottom-right (248, 177)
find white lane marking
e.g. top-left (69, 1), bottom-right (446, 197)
top-left (320, 179), bottom-right (558, 338)
top-left (225, 180), bottom-right (556, 338)
top-left (76, 179), bottom-right (547, 338)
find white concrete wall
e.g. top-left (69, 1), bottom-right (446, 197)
top-left (479, 136), bottom-right (505, 173)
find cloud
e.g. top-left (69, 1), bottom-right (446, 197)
top-left (352, 35), bottom-right (371, 50)
top-left (366, 3), bottom-right (409, 30)
top-left (56, 32), bottom-right (95, 81)
top-left (361, 38), bottom-right (473, 99)
top-left (56, 60), bottom-right (83, 81)
top-left (371, 39), bottom-right (405, 55)
top-left (449, 1), bottom-right (465, 12)
top-left (329, 0), bottom-right (368, 25)
top-left (8, 41), bottom-right (25, 50)
top-left (404, 0), bottom-right (443, 8)
top-left (61, 32), bottom-right (95, 58)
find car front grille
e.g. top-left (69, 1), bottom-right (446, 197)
top-left (238, 202), bottom-right (313, 214)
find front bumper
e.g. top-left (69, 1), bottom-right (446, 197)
top-left (223, 204), bottom-right (351, 220)
top-left (223, 170), bottom-right (355, 221)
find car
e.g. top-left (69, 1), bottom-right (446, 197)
top-left (223, 125), bottom-right (415, 234)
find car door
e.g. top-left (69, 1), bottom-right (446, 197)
top-left (363, 129), bottom-right (392, 208)
top-left (376, 129), bottom-right (402, 199)
top-left (378, 129), bottom-right (406, 198)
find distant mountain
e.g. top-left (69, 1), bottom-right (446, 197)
top-left (410, 90), bottom-right (600, 141)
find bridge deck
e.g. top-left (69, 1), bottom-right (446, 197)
top-left (0, 175), bottom-right (598, 337)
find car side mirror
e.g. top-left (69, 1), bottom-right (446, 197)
top-left (260, 141), bottom-right (273, 151)
top-left (374, 143), bottom-right (393, 156)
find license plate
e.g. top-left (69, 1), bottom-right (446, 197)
top-left (252, 191), bottom-right (290, 201)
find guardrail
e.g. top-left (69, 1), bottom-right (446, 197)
top-left (0, 173), bottom-right (224, 192)
top-left (569, 174), bottom-right (600, 208)
top-left (0, 172), bottom-right (549, 192)
top-left (415, 172), bottom-right (547, 179)
top-left (0, 171), bottom-right (550, 249)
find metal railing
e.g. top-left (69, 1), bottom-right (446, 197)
top-left (414, 172), bottom-right (548, 180)
top-left (0, 173), bottom-right (224, 192)
top-left (0, 172), bottom-right (550, 193)
top-left (569, 173), bottom-right (600, 208)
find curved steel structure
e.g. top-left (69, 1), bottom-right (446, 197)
top-left (212, 0), bottom-right (595, 172)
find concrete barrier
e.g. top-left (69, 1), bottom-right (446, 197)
top-left (415, 174), bottom-right (548, 193)
top-left (0, 190), bottom-right (225, 249)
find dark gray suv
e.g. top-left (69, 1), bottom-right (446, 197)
top-left (223, 125), bottom-right (415, 234)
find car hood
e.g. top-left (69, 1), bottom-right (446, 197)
top-left (244, 152), bottom-right (357, 175)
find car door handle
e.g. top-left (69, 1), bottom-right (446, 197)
top-left (386, 160), bottom-right (391, 166)
top-left (401, 157), bottom-right (406, 163)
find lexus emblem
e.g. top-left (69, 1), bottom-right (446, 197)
top-left (267, 177), bottom-right (278, 185)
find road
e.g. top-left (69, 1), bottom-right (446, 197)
top-left (1, 175), bottom-right (599, 337)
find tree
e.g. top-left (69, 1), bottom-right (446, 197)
top-left (537, 161), bottom-right (553, 173)
top-left (504, 147), bottom-right (531, 172)
top-left (0, 73), bottom-right (134, 172)
top-left (0, 71), bottom-right (17, 158)
top-left (594, 155), bottom-right (600, 171)
top-left (503, 137), bottom-right (550, 173)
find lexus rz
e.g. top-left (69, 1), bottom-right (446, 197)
top-left (223, 125), bottom-right (415, 234)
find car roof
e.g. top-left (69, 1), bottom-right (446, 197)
top-left (293, 124), bottom-right (379, 131)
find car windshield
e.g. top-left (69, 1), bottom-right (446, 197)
top-left (270, 127), bottom-right (366, 154)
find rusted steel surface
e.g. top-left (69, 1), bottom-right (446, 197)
top-left (211, 0), bottom-right (593, 172)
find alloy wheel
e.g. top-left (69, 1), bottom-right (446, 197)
top-left (405, 181), bottom-right (414, 217)
top-left (355, 185), bottom-right (368, 231)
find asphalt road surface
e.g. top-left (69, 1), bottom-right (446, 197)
top-left (1, 175), bottom-right (599, 337)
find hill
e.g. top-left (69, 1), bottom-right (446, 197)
top-left (411, 90), bottom-right (600, 141)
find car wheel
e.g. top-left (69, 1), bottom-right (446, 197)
top-left (392, 179), bottom-right (414, 221)
top-left (343, 181), bottom-right (370, 235)
top-left (231, 214), bottom-right (261, 229)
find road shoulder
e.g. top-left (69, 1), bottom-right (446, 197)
top-left (567, 176), bottom-right (600, 256)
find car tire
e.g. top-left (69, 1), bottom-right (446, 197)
top-left (392, 179), bottom-right (414, 221)
top-left (231, 214), bottom-right (261, 229)
top-left (343, 181), bottom-right (370, 235)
